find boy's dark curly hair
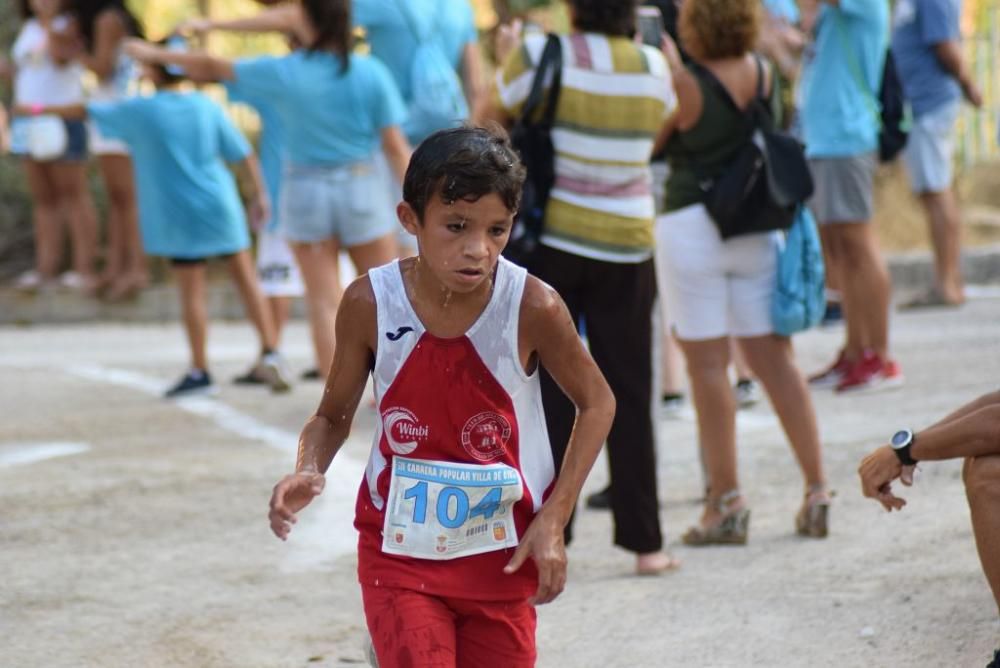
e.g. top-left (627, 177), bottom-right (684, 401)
top-left (403, 124), bottom-right (526, 221)
top-left (568, 0), bottom-right (639, 37)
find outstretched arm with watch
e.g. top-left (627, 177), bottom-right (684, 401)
top-left (858, 390), bottom-right (1000, 511)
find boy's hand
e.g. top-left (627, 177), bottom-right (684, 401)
top-left (503, 509), bottom-right (567, 605)
top-left (268, 471), bottom-right (325, 540)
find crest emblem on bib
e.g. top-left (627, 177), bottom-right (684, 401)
top-left (461, 412), bottom-right (512, 462)
top-left (382, 407), bottom-right (429, 455)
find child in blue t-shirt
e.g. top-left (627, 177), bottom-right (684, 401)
top-left (14, 52), bottom-right (291, 398)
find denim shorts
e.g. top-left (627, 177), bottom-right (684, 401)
top-left (280, 161), bottom-right (397, 246)
top-left (903, 100), bottom-right (959, 194)
top-left (10, 117), bottom-right (88, 161)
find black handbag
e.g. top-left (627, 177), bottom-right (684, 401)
top-left (688, 58), bottom-right (814, 240)
top-left (503, 34), bottom-right (562, 267)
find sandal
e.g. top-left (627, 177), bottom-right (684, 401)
top-left (795, 484), bottom-right (833, 538)
top-left (682, 490), bottom-right (750, 546)
top-left (899, 288), bottom-right (963, 311)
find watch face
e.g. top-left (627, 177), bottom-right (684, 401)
top-left (892, 430), bottom-right (911, 447)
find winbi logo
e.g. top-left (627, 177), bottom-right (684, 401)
top-left (382, 408), bottom-right (430, 455)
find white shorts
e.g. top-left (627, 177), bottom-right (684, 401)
top-left (655, 204), bottom-right (779, 341)
top-left (88, 121), bottom-right (129, 156)
top-left (903, 100), bottom-right (959, 194)
top-left (257, 230), bottom-right (304, 297)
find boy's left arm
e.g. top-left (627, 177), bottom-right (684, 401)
top-left (503, 277), bottom-right (616, 605)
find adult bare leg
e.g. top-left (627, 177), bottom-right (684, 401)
top-left (226, 250), bottom-right (279, 353)
top-left (678, 336), bottom-right (740, 528)
top-left (292, 240), bottom-right (343, 377)
top-left (964, 455), bottom-right (1000, 613)
top-left (919, 189), bottom-right (965, 304)
top-left (268, 296), bottom-right (293, 347)
top-left (830, 222), bottom-right (889, 359)
top-left (50, 160), bottom-right (99, 288)
top-left (740, 335), bottom-right (826, 488)
top-left (98, 154), bottom-right (147, 299)
top-left (346, 233), bottom-right (399, 275)
top-left (22, 160), bottom-right (65, 281)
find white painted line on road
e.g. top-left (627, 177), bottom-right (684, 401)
top-left (966, 284), bottom-right (1000, 299)
top-left (0, 441), bottom-right (91, 468)
top-left (62, 364), bottom-right (366, 567)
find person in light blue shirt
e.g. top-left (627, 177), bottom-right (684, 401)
top-left (438, 0), bottom-right (478, 70)
top-left (16, 52), bottom-right (291, 398)
top-left (801, 0), bottom-right (903, 395)
top-left (891, 0), bottom-right (982, 307)
top-left (800, 0), bottom-right (887, 159)
top-left (225, 70), bottom-right (307, 384)
top-left (132, 0), bottom-right (412, 380)
top-left (88, 92), bottom-right (254, 260)
top-left (436, 0), bottom-right (486, 122)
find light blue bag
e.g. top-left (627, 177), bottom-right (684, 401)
top-left (772, 206), bottom-right (826, 336)
top-left (395, 0), bottom-right (469, 143)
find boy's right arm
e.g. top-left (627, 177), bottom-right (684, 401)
top-left (268, 278), bottom-right (378, 540)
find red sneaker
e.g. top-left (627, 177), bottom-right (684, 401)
top-left (836, 351), bottom-right (904, 393)
top-left (808, 349), bottom-right (851, 389)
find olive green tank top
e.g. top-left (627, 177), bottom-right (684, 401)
top-left (663, 68), bottom-right (753, 213)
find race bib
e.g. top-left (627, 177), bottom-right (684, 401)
top-left (382, 457), bottom-right (523, 561)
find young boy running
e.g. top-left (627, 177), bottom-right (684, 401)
top-left (268, 126), bottom-right (616, 667)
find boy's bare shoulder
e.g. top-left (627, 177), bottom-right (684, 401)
top-left (519, 274), bottom-right (569, 327)
top-left (340, 274), bottom-right (378, 337)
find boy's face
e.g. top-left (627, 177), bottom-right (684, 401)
top-left (399, 191), bottom-right (514, 294)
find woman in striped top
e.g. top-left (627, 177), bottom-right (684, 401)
top-left (493, 0), bottom-right (679, 576)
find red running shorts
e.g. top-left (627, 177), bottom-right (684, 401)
top-left (361, 584), bottom-right (537, 668)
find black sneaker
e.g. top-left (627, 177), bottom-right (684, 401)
top-left (301, 368), bottom-right (321, 381)
top-left (987, 648), bottom-right (1000, 668)
top-left (165, 370), bottom-right (219, 399)
top-left (585, 485), bottom-right (612, 510)
top-left (233, 366), bottom-right (268, 386)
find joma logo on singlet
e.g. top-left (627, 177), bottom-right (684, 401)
top-left (386, 326), bottom-right (415, 341)
top-left (382, 407), bottom-right (430, 455)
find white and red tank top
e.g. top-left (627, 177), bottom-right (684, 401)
top-left (354, 257), bottom-right (556, 601)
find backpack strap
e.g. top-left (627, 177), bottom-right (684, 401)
top-left (519, 34), bottom-right (563, 129)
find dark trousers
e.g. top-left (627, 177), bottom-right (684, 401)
top-left (531, 245), bottom-right (663, 554)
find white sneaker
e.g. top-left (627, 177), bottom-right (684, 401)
top-left (258, 352), bottom-right (292, 393)
top-left (660, 394), bottom-right (686, 419)
top-left (58, 271), bottom-right (97, 293)
top-left (14, 270), bottom-right (44, 291)
top-left (734, 380), bottom-right (761, 409)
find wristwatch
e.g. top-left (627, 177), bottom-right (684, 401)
top-left (890, 429), bottom-right (918, 466)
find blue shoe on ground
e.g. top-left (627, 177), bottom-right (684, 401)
top-left (165, 370), bottom-right (219, 399)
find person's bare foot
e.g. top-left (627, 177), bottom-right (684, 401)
top-left (636, 551), bottom-right (681, 576)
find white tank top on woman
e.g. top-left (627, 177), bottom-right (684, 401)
top-left (12, 18), bottom-right (85, 106)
